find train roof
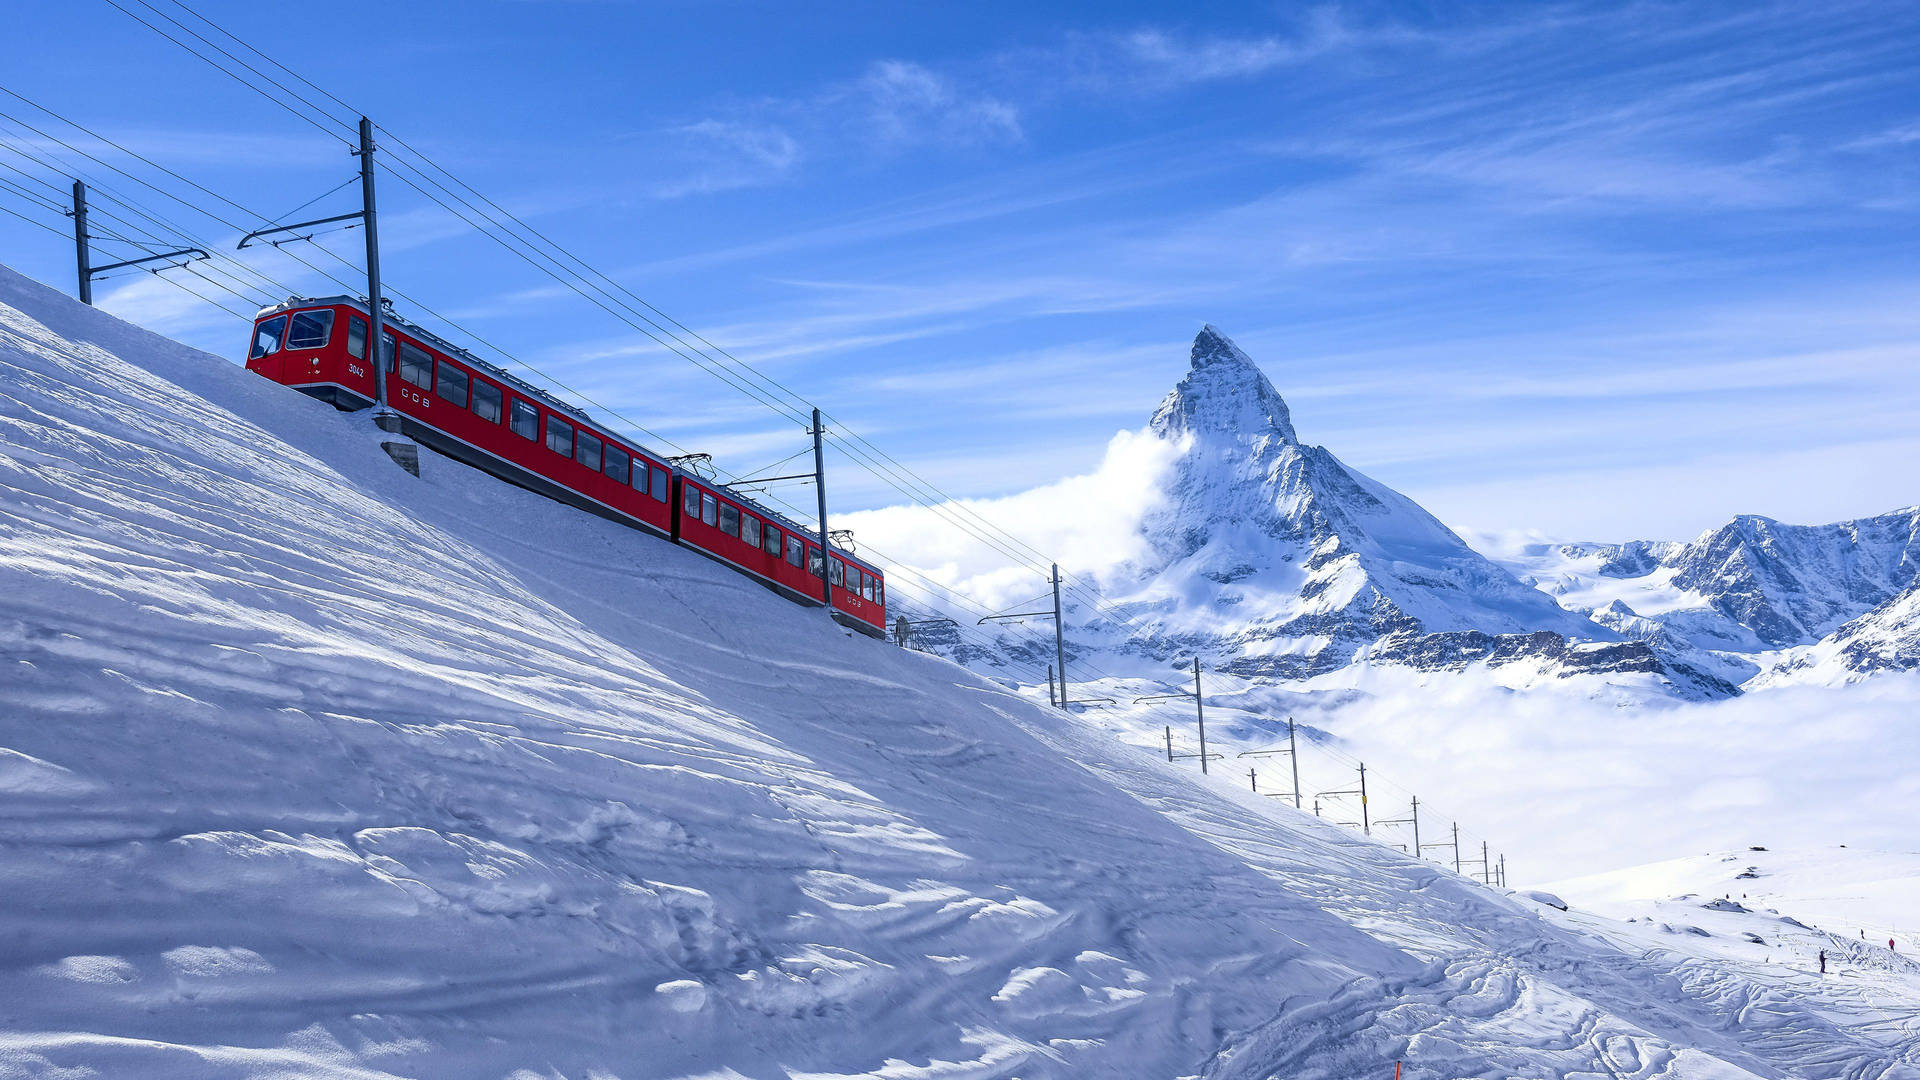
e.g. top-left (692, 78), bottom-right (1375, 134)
top-left (255, 296), bottom-right (879, 577)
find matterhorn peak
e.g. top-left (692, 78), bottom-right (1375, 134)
top-left (1149, 325), bottom-right (1297, 442)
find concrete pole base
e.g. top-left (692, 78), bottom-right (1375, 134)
top-left (371, 408), bottom-right (418, 476)
top-left (381, 440), bottom-right (420, 477)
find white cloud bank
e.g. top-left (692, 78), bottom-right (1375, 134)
top-left (1295, 671), bottom-right (1920, 884)
top-left (837, 426), bottom-right (1183, 613)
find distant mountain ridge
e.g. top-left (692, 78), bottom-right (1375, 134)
top-left (1507, 506), bottom-right (1920, 687)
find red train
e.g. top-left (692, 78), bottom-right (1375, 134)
top-left (244, 296), bottom-right (887, 638)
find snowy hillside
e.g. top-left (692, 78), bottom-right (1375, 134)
top-left (4, 268), bottom-right (1918, 1077)
top-left (1544, 845), bottom-right (1920, 954)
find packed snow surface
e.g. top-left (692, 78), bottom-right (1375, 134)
top-left (2, 266), bottom-right (1918, 1078)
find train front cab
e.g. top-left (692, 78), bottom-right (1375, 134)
top-left (245, 303), bottom-right (377, 410)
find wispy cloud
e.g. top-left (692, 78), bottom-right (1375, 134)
top-left (651, 119), bottom-right (802, 199)
top-left (855, 61), bottom-right (1022, 148)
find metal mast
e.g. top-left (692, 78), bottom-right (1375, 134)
top-left (72, 181), bottom-right (90, 305)
top-left (358, 117), bottom-right (392, 423)
top-left (812, 408), bottom-right (832, 607)
top-left (1050, 563), bottom-right (1067, 708)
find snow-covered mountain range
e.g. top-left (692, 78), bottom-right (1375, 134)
top-left (917, 327), bottom-right (1916, 702)
top-left (1494, 506), bottom-right (1920, 689)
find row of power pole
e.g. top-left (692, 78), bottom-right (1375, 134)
top-left (1134, 666), bottom-right (1511, 888)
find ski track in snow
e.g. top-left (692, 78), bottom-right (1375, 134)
top-left (0, 268), bottom-right (1915, 1079)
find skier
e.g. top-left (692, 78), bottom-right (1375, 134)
top-left (1818, 949), bottom-right (1826, 975)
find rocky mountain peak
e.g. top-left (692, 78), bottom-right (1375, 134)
top-left (1149, 325), bottom-right (1297, 443)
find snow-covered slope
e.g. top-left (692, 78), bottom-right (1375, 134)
top-left (3, 269), bottom-right (1918, 1076)
top-left (1544, 845), bottom-right (1920, 958)
top-left (1762, 579), bottom-right (1920, 685)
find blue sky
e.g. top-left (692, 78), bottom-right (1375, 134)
top-left (3, 0), bottom-right (1917, 542)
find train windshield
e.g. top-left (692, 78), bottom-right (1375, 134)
top-left (248, 315), bottom-right (288, 359)
top-left (286, 309), bottom-right (334, 350)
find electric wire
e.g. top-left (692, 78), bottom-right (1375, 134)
top-left (58, 4), bottom-right (1513, 873)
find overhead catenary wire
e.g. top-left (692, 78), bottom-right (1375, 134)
top-left (60, 0), bottom-right (1516, 873)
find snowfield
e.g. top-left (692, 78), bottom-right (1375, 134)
top-left (1, 265), bottom-right (1917, 1078)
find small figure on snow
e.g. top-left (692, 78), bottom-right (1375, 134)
top-left (1818, 949), bottom-right (1826, 975)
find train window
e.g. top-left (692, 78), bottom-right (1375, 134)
top-left (286, 309), bottom-right (334, 350)
top-left (435, 360), bottom-right (469, 408)
top-left (864, 575), bottom-right (876, 602)
top-left (510, 399), bottom-right (538, 439)
top-left (873, 580), bottom-right (883, 606)
top-left (650, 466), bottom-right (669, 502)
top-left (380, 330), bottom-right (397, 375)
top-left (576, 431), bottom-right (602, 471)
top-left (786, 535), bottom-right (803, 567)
top-left (718, 502), bottom-right (739, 537)
top-left (683, 484), bottom-right (700, 517)
top-left (764, 525), bottom-right (782, 556)
top-left (346, 315), bottom-right (368, 359)
top-left (472, 381), bottom-right (503, 423)
top-left (398, 342), bottom-right (433, 390)
top-left (701, 493), bottom-right (718, 527)
top-left (741, 515), bottom-right (760, 548)
top-left (807, 548), bottom-right (824, 578)
top-left (248, 315), bottom-right (288, 359)
top-left (546, 416), bottom-right (573, 456)
top-left (829, 559), bottom-right (844, 587)
top-left (603, 446), bottom-right (629, 484)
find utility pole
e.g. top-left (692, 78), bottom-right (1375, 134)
top-left (357, 117), bottom-right (392, 426)
top-left (1358, 762), bottom-right (1369, 836)
top-left (1482, 841), bottom-right (1492, 885)
top-left (1051, 563), bottom-right (1068, 709)
top-left (72, 181), bottom-right (89, 305)
top-left (1376, 796), bottom-right (1419, 854)
top-left (69, 179), bottom-right (207, 307)
top-left (980, 569), bottom-right (1071, 710)
top-left (812, 407), bottom-right (832, 607)
top-left (1499, 854), bottom-right (1507, 888)
top-left (1192, 659), bottom-right (1208, 775)
top-left (235, 116), bottom-right (411, 471)
top-left (1138, 662), bottom-right (1213, 773)
top-left (1248, 768), bottom-right (1257, 792)
top-left (1047, 665), bottom-right (1056, 708)
top-left (1288, 719), bottom-right (1301, 810)
top-left (1452, 822), bottom-right (1461, 874)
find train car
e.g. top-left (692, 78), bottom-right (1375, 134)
top-left (674, 472), bottom-right (887, 637)
top-left (244, 296), bottom-right (885, 638)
